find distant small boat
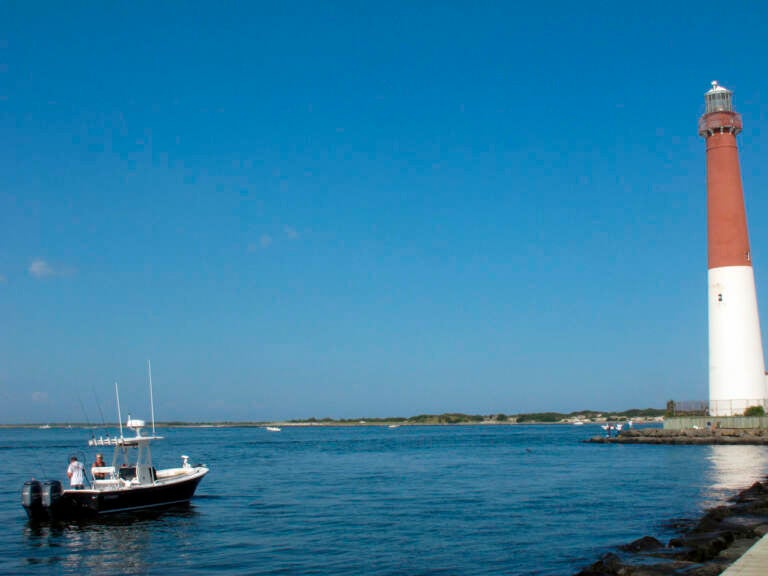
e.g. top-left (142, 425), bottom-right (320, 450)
top-left (388, 424), bottom-right (400, 429)
top-left (266, 426), bottom-right (281, 432)
top-left (39, 425), bottom-right (51, 430)
top-left (572, 421), bottom-right (584, 426)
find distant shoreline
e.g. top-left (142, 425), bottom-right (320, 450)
top-left (0, 419), bottom-right (663, 429)
top-left (0, 409), bottom-right (667, 428)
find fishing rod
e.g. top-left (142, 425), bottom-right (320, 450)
top-left (76, 392), bottom-right (93, 439)
top-left (92, 385), bottom-right (109, 437)
top-left (32, 452), bottom-right (48, 483)
top-left (72, 393), bottom-right (99, 487)
top-left (74, 449), bottom-right (92, 488)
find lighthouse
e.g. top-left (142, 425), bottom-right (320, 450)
top-left (699, 81), bottom-right (768, 416)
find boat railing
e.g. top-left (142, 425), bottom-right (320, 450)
top-left (89, 436), bottom-right (126, 447)
top-left (91, 478), bottom-right (121, 489)
top-left (88, 435), bottom-right (161, 448)
top-left (155, 468), bottom-right (189, 479)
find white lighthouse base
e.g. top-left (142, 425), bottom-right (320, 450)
top-left (709, 265), bottom-right (768, 416)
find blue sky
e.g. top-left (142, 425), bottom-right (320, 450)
top-left (2, 2), bottom-right (768, 423)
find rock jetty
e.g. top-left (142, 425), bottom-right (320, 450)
top-left (587, 428), bottom-right (768, 445)
top-left (574, 479), bottom-right (768, 575)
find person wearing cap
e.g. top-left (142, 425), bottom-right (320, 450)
top-left (92, 453), bottom-right (107, 479)
top-left (67, 456), bottom-right (85, 489)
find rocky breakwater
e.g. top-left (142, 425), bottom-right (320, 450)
top-left (587, 428), bottom-right (768, 445)
top-left (575, 479), bottom-right (768, 575)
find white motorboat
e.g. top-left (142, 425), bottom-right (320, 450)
top-left (22, 366), bottom-right (209, 521)
top-left (22, 417), bottom-right (208, 521)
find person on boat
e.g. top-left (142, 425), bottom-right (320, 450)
top-left (92, 453), bottom-right (107, 479)
top-left (67, 456), bottom-right (85, 489)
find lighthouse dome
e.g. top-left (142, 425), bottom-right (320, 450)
top-left (705, 81), bottom-right (733, 113)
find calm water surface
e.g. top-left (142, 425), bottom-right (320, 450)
top-left (2, 424), bottom-right (767, 575)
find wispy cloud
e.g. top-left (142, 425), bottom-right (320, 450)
top-left (0, 274), bottom-right (6, 284)
top-left (247, 234), bottom-right (273, 253)
top-left (28, 259), bottom-right (75, 278)
top-left (29, 259), bottom-right (55, 278)
top-left (31, 391), bottom-right (48, 402)
top-left (247, 228), bottom-right (302, 253)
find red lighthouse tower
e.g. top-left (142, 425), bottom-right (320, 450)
top-left (699, 81), bottom-right (767, 416)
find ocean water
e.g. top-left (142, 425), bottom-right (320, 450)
top-left (2, 424), bottom-right (768, 575)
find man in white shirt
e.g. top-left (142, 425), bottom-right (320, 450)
top-left (67, 456), bottom-right (85, 489)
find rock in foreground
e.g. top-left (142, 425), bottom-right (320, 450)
top-left (573, 479), bottom-right (768, 575)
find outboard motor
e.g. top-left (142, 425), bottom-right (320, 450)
top-left (21, 480), bottom-right (43, 520)
top-left (42, 480), bottom-right (62, 511)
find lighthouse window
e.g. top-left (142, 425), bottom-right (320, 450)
top-left (718, 293), bottom-right (723, 302)
top-left (706, 91), bottom-right (732, 113)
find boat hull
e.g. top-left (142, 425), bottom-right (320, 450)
top-left (23, 469), bottom-right (208, 521)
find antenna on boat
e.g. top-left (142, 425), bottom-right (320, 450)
top-left (115, 381), bottom-right (124, 439)
top-left (148, 359), bottom-right (156, 436)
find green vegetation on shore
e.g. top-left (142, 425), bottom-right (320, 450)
top-left (514, 408), bottom-right (665, 423)
top-left (289, 408), bottom-right (664, 425)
